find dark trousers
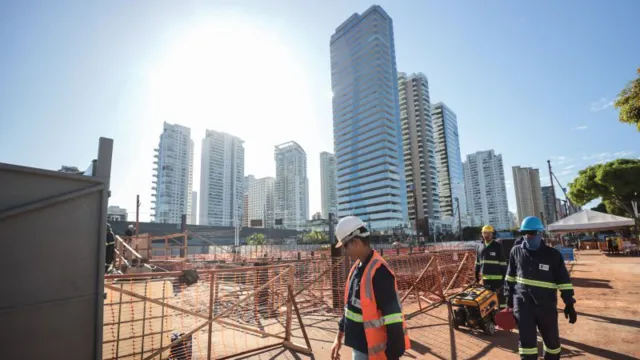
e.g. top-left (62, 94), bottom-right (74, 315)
top-left (514, 299), bottom-right (561, 359)
top-left (105, 244), bottom-right (114, 271)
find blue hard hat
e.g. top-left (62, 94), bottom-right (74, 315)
top-left (519, 216), bottom-right (544, 231)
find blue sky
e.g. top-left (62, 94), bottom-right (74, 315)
top-left (1, 0), bottom-right (639, 222)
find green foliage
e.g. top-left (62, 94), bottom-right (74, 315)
top-left (591, 202), bottom-right (608, 214)
top-left (246, 233), bottom-right (266, 245)
top-left (462, 226), bottom-right (482, 241)
top-left (568, 159), bottom-right (640, 217)
top-left (614, 68), bottom-right (640, 131)
top-left (302, 230), bottom-right (329, 244)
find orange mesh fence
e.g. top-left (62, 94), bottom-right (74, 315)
top-left (103, 265), bottom-right (312, 360)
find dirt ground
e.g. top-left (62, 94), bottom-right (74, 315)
top-left (234, 250), bottom-right (640, 359)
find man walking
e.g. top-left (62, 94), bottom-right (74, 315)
top-left (475, 225), bottom-right (507, 309)
top-left (330, 215), bottom-right (410, 360)
top-left (505, 216), bottom-right (577, 359)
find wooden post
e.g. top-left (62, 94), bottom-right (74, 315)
top-left (285, 265), bottom-right (295, 341)
top-left (207, 273), bottom-right (215, 359)
top-left (136, 194), bottom-right (140, 235)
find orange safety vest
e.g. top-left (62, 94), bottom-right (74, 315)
top-left (344, 250), bottom-right (411, 359)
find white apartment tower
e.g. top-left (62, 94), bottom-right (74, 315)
top-left (248, 177), bottom-right (276, 228)
top-left (432, 102), bottom-right (467, 227)
top-left (513, 166), bottom-right (544, 222)
top-left (274, 141), bottom-right (309, 229)
top-left (398, 72), bottom-right (440, 229)
top-left (320, 152), bottom-right (337, 219)
top-left (463, 150), bottom-right (510, 230)
top-left (151, 122), bottom-right (194, 224)
top-left (199, 130), bottom-right (245, 227)
top-left (243, 175), bottom-right (256, 227)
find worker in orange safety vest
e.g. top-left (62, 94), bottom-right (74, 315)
top-left (330, 216), bottom-right (410, 360)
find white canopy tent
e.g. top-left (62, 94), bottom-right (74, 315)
top-left (548, 209), bottom-right (635, 232)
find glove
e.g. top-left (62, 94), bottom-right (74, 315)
top-left (564, 304), bottom-right (577, 324)
top-left (483, 282), bottom-right (492, 290)
top-left (475, 274), bottom-right (480, 283)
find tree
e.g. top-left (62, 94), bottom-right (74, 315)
top-left (614, 68), bottom-right (640, 131)
top-left (302, 230), bottom-right (329, 244)
top-left (568, 159), bottom-right (640, 218)
top-left (462, 226), bottom-right (482, 241)
top-left (591, 202), bottom-right (608, 214)
top-left (246, 233), bottom-right (266, 245)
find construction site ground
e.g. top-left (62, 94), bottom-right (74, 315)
top-left (238, 250), bottom-right (640, 360)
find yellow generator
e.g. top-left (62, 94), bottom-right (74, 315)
top-left (449, 286), bottom-right (500, 335)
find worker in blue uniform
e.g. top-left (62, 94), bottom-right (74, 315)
top-left (505, 216), bottom-right (577, 359)
top-left (475, 225), bottom-right (507, 309)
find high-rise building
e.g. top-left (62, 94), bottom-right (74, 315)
top-left (248, 177), bottom-right (275, 228)
top-left (190, 191), bottom-right (198, 225)
top-left (199, 130), bottom-right (244, 227)
top-left (463, 150), bottom-right (510, 230)
top-left (330, 5), bottom-right (408, 230)
top-left (243, 175), bottom-right (256, 227)
top-left (509, 211), bottom-right (519, 229)
top-left (107, 206), bottom-right (128, 222)
top-left (151, 122), bottom-right (194, 224)
top-left (432, 102), bottom-right (467, 225)
top-left (274, 141), bottom-right (309, 229)
top-left (397, 72), bottom-right (440, 230)
top-left (320, 152), bottom-right (338, 219)
top-left (512, 166), bottom-right (544, 223)
top-left (541, 186), bottom-right (559, 225)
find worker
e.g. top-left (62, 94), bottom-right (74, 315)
top-left (125, 224), bottom-right (135, 237)
top-left (505, 216), bottom-right (577, 359)
top-left (475, 225), bottom-right (507, 309)
top-left (105, 223), bottom-right (115, 272)
top-left (330, 215), bottom-right (410, 360)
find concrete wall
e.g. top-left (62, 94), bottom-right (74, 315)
top-left (0, 138), bottom-right (112, 360)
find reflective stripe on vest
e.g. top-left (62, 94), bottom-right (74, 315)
top-left (482, 274), bottom-right (503, 280)
top-left (343, 250), bottom-right (411, 359)
top-left (506, 275), bottom-right (573, 291)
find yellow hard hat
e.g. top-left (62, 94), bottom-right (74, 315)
top-left (482, 225), bottom-right (494, 233)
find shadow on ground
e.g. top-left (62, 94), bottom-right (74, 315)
top-left (571, 277), bottom-right (613, 289)
top-left (577, 311), bottom-right (640, 329)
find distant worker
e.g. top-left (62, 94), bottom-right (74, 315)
top-left (105, 223), bottom-right (115, 272)
top-left (475, 225), bottom-right (507, 309)
top-left (125, 224), bottom-right (135, 238)
top-left (505, 216), bottom-right (577, 359)
top-left (330, 215), bottom-right (410, 360)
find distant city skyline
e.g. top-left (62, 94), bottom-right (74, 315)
top-left (2, 2), bottom-right (638, 224)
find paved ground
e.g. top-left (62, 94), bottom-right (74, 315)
top-left (234, 250), bottom-right (640, 359)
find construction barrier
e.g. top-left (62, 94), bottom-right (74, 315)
top-left (103, 265), bottom-right (312, 360)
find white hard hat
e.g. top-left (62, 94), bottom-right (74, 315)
top-left (128, 224), bottom-right (134, 229)
top-left (335, 215), bottom-right (369, 248)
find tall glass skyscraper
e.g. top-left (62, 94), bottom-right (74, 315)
top-left (330, 5), bottom-right (408, 230)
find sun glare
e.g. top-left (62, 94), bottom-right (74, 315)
top-left (145, 17), bottom-right (312, 142)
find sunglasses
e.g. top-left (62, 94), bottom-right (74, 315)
top-left (522, 231), bottom-right (540, 236)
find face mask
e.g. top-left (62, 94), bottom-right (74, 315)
top-left (524, 234), bottom-right (542, 251)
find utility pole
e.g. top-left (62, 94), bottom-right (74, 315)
top-left (135, 194), bottom-right (140, 235)
top-left (456, 197), bottom-right (463, 241)
top-left (547, 160), bottom-right (559, 221)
